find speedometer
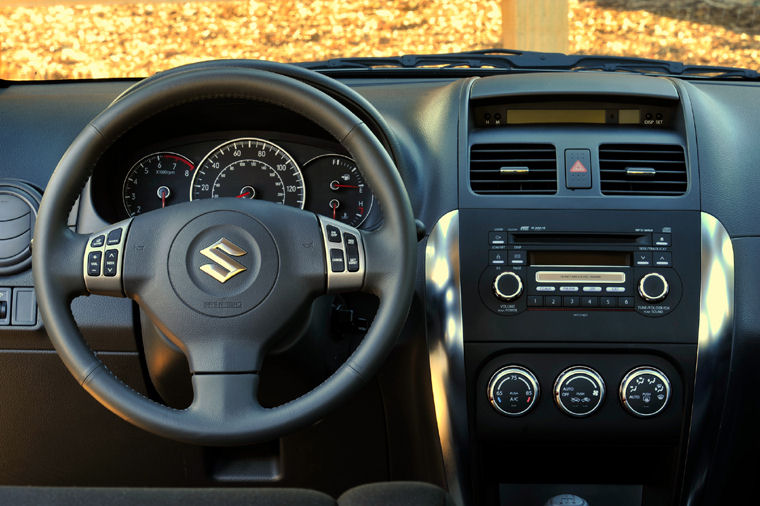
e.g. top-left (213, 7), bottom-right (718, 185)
top-left (190, 138), bottom-right (305, 208)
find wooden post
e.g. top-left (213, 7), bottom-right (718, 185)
top-left (501, 0), bottom-right (569, 53)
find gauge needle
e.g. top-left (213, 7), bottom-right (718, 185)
top-left (333, 184), bottom-right (358, 189)
top-left (329, 199), bottom-right (340, 219)
top-left (236, 192), bottom-right (251, 198)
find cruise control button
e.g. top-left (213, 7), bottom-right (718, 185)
top-left (329, 248), bottom-right (345, 272)
top-left (87, 251), bottom-right (102, 276)
top-left (344, 233), bottom-right (360, 273)
top-left (90, 235), bottom-right (105, 248)
top-left (106, 228), bottom-right (123, 246)
top-left (103, 249), bottom-right (119, 277)
top-left (325, 225), bottom-right (341, 243)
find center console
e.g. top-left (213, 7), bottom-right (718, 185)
top-left (424, 73), bottom-right (730, 506)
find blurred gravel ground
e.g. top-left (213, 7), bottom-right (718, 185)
top-left (0, 0), bottom-right (758, 80)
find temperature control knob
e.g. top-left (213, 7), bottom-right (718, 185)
top-left (620, 367), bottom-right (671, 417)
top-left (638, 272), bottom-right (669, 303)
top-left (554, 366), bottom-right (605, 417)
top-left (487, 366), bottom-right (540, 416)
top-left (493, 271), bottom-right (523, 301)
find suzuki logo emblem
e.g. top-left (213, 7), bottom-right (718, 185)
top-left (199, 238), bottom-right (247, 283)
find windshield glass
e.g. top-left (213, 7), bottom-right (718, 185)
top-left (0, 0), bottom-right (758, 80)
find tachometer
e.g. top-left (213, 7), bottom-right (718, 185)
top-left (190, 138), bottom-right (305, 208)
top-left (122, 152), bottom-right (194, 216)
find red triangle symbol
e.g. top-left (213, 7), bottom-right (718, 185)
top-left (570, 160), bottom-right (588, 173)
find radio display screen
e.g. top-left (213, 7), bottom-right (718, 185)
top-left (529, 251), bottom-right (631, 267)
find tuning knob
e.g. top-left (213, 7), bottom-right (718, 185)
top-left (638, 272), bottom-right (669, 303)
top-left (493, 271), bottom-right (523, 301)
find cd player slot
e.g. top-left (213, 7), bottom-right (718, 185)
top-left (529, 251), bottom-right (632, 267)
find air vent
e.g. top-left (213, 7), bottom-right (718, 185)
top-left (599, 144), bottom-right (687, 196)
top-left (470, 144), bottom-right (557, 195)
top-left (0, 180), bottom-right (41, 276)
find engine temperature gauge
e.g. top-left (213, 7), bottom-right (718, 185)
top-left (302, 154), bottom-right (374, 227)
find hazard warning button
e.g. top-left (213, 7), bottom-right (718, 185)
top-left (565, 149), bottom-right (592, 189)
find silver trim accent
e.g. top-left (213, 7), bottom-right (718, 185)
top-left (83, 218), bottom-right (133, 297)
top-left (317, 215), bottom-right (366, 292)
top-left (619, 366), bottom-right (672, 417)
top-left (553, 366), bottom-right (606, 417)
top-left (424, 210), bottom-right (469, 506)
top-left (682, 213), bottom-right (734, 505)
top-left (500, 166), bottom-right (529, 175)
top-left (492, 271), bottom-right (523, 301)
top-left (638, 272), bottom-right (669, 302)
top-left (487, 366), bottom-right (540, 417)
top-left (626, 167), bottom-right (657, 176)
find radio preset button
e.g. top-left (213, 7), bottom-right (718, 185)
top-left (546, 296), bottom-right (562, 307)
top-left (600, 297), bottom-right (616, 308)
top-left (606, 286), bottom-right (626, 293)
top-left (581, 296), bottom-right (598, 307)
top-left (559, 286), bottom-right (579, 292)
top-left (527, 295), bottom-right (543, 307)
top-left (493, 271), bottom-right (523, 301)
top-left (583, 286), bottom-right (602, 293)
top-left (536, 286), bottom-right (556, 292)
top-left (563, 296), bottom-right (580, 307)
top-left (489, 251), bottom-right (507, 265)
top-left (634, 252), bottom-right (652, 266)
top-left (619, 297), bottom-right (635, 308)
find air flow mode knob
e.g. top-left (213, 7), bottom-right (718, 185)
top-left (638, 272), bottom-right (669, 303)
top-left (493, 271), bottom-right (523, 301)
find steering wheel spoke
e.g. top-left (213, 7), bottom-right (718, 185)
top-left (189, 372), bottom-right (263, 422)
top-left (82, 219), bottom-right (133, 297)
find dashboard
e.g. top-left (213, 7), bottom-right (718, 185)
top-left (1, 66), bottom-right (759, 506)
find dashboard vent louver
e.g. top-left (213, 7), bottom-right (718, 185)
top-left (599, 144), bottom-right (687, 196)
top-left (470, 144), bottom-right (557, 195)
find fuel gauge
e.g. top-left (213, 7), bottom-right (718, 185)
top-left (302, 154), bottom-right (374, 227)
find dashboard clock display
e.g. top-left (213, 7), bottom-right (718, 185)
top-left (190, 138), bottom-right (305, 208)
top-left (122, 152), bottom-right (194, 216)
top-left (302, 154), bottom-right (374, 227)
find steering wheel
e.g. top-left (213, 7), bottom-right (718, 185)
top-left (32, 67), bottom-right (417, 445)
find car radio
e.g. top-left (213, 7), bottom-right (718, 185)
top-left (478, 227), bottom-right (681, 318)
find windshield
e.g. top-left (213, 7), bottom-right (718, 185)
top-left (0, 0), bottom-right (758, 80)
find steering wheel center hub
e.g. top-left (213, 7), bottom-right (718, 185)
top-left (168, 210), bottom-right (279, 317)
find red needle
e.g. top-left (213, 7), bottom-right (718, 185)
top-left (333, 184), bottom-right (359, 189)
top-left (161, 192), bottom-right (166, 208)
top-left (332, 205), bottom-right (336, 219)
top-left (236, 192), bottom-right (251, 198)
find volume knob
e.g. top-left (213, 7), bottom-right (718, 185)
top-left (638, 272), bottom-right (669, 303)
top-left (493, 271), bottom-right (523, 301)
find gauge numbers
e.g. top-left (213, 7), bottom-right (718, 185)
top-left (122, 152), bottom-right (194, 216)
top-left (190, 138), bottom-right (305, 209)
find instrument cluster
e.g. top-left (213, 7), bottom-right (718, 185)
top-left (96, 132), bottom-right (377, 228)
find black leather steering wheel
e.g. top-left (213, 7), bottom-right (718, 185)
top-left (32, 67), bottom-right (416, 445)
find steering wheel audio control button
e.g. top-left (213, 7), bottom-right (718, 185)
top-left (326, 225), bottom-right (342, 243)
top-left (330, 249), bottom-right (345, 272)
top-left (83, 219), bottom-right (132, 297)
top-left (344, 233), bottom-right (360, 272)
top-left (106, 228), bottom-right (123, 246)
top-left (90, 235), bottom-right (105, 248)
top-left (87, 251), bottom-right (102, 276)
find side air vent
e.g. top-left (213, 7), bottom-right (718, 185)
top-left (599, 144), bottom-right (687, 196)
top-left (470, 144), bottom-right (557, 195)
top-left (0, 180), bottom-right (42, 276)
